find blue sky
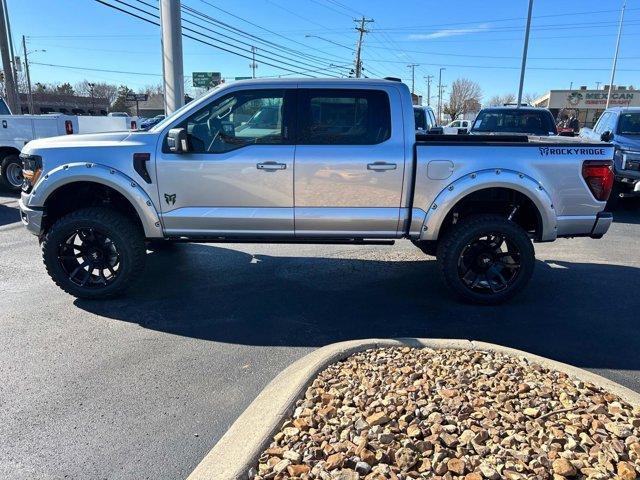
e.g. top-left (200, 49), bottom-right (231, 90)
top-left (7, 0), bottom-right (640, 104)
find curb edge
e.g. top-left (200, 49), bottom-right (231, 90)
top-left (187, 338), bottom-right (640, 480)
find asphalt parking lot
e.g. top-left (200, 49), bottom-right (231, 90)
top-left (1, 191), bottom-right (640, 480)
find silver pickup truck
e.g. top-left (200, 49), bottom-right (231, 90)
top-left (19, 78), bottom-right (615, 304)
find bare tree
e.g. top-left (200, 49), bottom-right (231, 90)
top-left (75, 80), bottom-right (118, 104)
top-left (487, 93), bottom-right (516, 106)
top-left (523, 92), bottom-right (540, 105)
top-left (443, 78), bottom-right (482, 121)
top-left (140, 84), bottom-right (163, 95)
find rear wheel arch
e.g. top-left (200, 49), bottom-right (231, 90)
top-left (420, 171), bottom-right (556, 243)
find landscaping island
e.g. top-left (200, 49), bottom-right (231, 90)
top-left (253, 347), bottom-right (640, 480)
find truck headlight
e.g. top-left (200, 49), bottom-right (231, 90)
top-left (20, 154), bottom-right (42, 192)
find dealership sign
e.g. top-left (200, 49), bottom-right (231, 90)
top-left (549, 90), bottom-right (639, 109)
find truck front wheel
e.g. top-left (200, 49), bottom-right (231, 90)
top-left (1, 154), bottom-right (23, 192)
top-left (42, 207), bottom-right (146, 299)
top-left (436, 214), bottom-right (535, 305)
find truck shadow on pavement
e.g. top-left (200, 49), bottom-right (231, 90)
top-left (75, 243), bottom-right (640, 374)
top-left (0, 200), bottom-right (20, 227)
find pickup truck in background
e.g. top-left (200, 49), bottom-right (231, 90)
top-left (442, 119), bottom-right (471, 135)
top-left (0, 108), bottom-right (139, 192)
top-left (470, 106), bottom-right (558, 137)
top-left (19, 78), bottom-right (615, 304)
top-left (580, 107), bottom-right (640, 204)
top-left (413, 105), bottom-right (437, 134)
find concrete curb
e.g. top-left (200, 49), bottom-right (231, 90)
top-left (187, 339), bottom-right (640, 480)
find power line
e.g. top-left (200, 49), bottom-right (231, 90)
top-left (95, 0), bottom-right (341, 78)
top-left (178, 3), bottom-right (345, 75)
top-left (30, 61), bottom-right (162, 76)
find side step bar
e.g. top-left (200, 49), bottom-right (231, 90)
top-left (162, 237), bottom-right (396, 246)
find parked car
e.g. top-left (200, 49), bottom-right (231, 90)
top-left (413, 105), bottom-right (437, 134)
top-left (442, 119), bottom-right (471, 135)
top-left (19, 78), bottom-right (614, 304)
top-left (580, 107), bottom-right (640, 202)
top-left (139, 115), bottom-right (166, 131)
top-left (470, 106), bottom-right (558, 136)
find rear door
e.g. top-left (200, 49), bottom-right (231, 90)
top-left (293, 86), bottom-right (406, 237)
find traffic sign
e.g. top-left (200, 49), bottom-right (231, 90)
top-left (125, 93), bottom-right (149, 102)
top-left (193, 72), bottom-right (221, 88)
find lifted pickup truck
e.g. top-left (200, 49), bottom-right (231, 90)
top-left (19, 78), bottom-right (615, 304)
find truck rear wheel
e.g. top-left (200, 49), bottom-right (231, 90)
top-left (42, 207), bottom-right (146, 299)
top-left (436, 214), bottom-right (535, 305)
top-left (1, 154), bottom-right (23, 193)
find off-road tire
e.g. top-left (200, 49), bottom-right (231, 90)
top-left (436, 214), bottom-right (535, 305)
top-left (0, 154), bottom-right (23, 192)
top-left (42, 207), bottom-right (146, 299)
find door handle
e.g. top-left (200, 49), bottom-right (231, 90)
top-left (367, 162), bottom-right (397, 171)
top-left (257, 162), bottom-right (287, 171)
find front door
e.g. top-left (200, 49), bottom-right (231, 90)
top-left (293, 87), bottom-right (406, 237)
top-left (155, 88), bottom-right (295, 237)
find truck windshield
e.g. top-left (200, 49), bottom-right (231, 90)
top-left (472, 110), bottom-right (557, 135)
top-left (617, 113), bottom-right (640, 135)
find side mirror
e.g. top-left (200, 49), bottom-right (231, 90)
top-left (167, 128), bottom-right (189, 153)
top-left (428, 126), bottom-right (444, 135)
top-left (601, 131), bottom-right (613, 142)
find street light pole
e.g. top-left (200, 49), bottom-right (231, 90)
top-left (22, 35), bottom-right (34, 114)
top-left (407, 63), bottom-right (419, 96)
top-left (437, 67), bottom-right (445, 123)
top-left (516, 0), bottom-right (534, 109)
top-left (606, 0), bottom-right (626, 109)
top-left (159, 0), bottom-right (184, 115)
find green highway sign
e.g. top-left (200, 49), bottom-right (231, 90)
top-left (234, 76), bottom-right (252, 81)
top-left (192, 72), bottom-right (221, 88)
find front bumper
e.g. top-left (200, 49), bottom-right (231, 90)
top-left (19, 198), bottom-right (44, 236)
top-left (590, 212), bottom-right (612, 239)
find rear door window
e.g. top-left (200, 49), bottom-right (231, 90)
top-left (298, 89), bottom-right (391, 145)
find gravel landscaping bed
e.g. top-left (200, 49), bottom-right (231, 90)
top-left (253, 347), bottom-right (640, 480)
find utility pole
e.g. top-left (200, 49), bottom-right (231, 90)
top-left (0, 0), bottom-right (19, 113)
top-left (2, 0), bottom-right (18, 109)
top-left (437, 67), bottom-right (446, 123)
top-left (407, 63), bottom-right (419, 96)
top-left (159, 0), bottom-right (184, 115)
top-left (424, 75), bottom-right (434, 106)
top-left (250, 46), bottom-right (258, 79)
top-left (22, 35), bottom-right (33, 114)
top-left (595, 81), bottom-right (602, 90)
top-left (354, 16), bottom-right (374, 79)
top-left (606, 0), bottom-right (626, 109)
top-left (516, 0), bottom-right (534, 108)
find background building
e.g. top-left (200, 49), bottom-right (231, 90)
top-left (18, 92), bottom-right (110, 115)
top-left (532, 86), bottom-right (639, 128)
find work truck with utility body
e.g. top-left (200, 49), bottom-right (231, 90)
top-left (19, 78), bottom-right (615, 303)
